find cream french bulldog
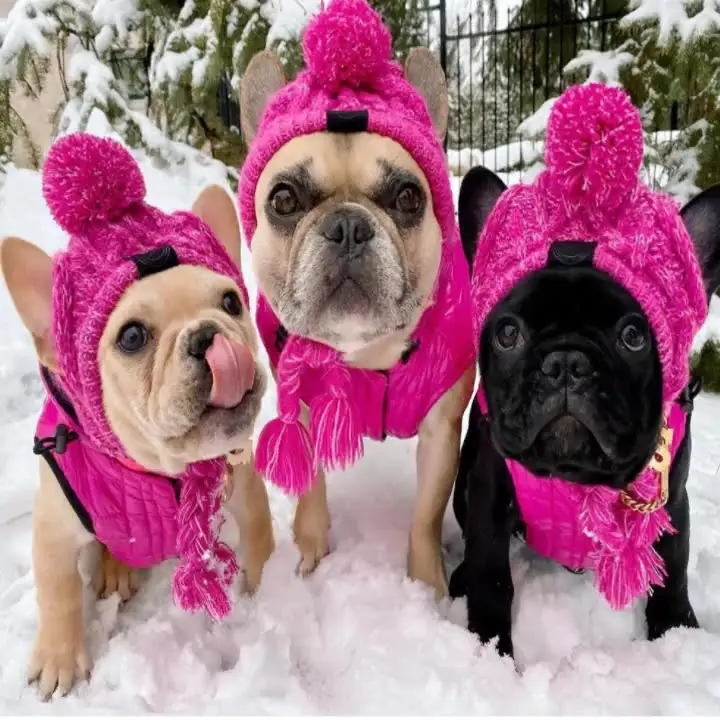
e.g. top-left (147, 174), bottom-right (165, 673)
top-left (1, 134), bottom-right (273, 699)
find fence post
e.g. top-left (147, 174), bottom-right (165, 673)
top-left (438, 0), bottom-right (448, 151)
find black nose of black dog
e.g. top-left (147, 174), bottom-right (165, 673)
top-left (187, 325), bottom-right (218, 359)
top-left (320, 210), bottom-right (374, 257)
top-left (541, 350), bottom-right (591, 390)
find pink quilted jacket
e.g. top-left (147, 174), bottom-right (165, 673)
top-left (34, 369), bottom-right (184, 568)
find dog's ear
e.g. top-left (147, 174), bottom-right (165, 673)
top-left (404, 48), bottom-right (448, 141)
top-left (0, 236), bottom-right (58, 370)
top-left (192, 185), bottom-right (243, 270)
top-left (681, 184), bottom-right (720, 304)
top-left (458, 166), bottom-right (507, 268)
top-left (240, 51), bottom-right (286, 145)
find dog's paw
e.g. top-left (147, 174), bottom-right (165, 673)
top-left (294, 530), bottom-right (329, 577)
top-left (408, 532), bottom-right (448, 600)
top-left (27, 628), bottom-right (91, 701)
top-left (93, 545), bottom-right (140, 601)
top-left (646, 601), bottom-right (699, 641)
top-left (242, 534), bottom-right (274, 594)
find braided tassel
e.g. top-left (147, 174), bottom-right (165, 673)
top-left (255, 337), bottom-right (316, 495)
top-left (311, 363), bottom-right (364, 471)
top-left (172, 458), bottom-right (238, 620)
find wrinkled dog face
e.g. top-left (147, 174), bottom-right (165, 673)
top-left (241, 48), bottom-right (449, 354)
top-left (460, 166), bottom-right (720, 490)
top-left (252, 133), bottom-right (441, 351)
top-left (99, 264), bottom-right (267, 473)
top-left (481, 268), bottom-right (663, 487)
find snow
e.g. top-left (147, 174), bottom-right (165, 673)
top-left (4, 127), bottom-right (720, 714)
top-left (0, 0), bottom-right (59, 80)
top-left (622, 0), bottom-right (720, 44)
top-left (447, 140), bottom-right (543, 183)
top-left (563, 44), bottom-right (636, 86)
top-left (91, 0), bottom-right (142, 53)
top-left (516, 97), bottom-right (557, 140)
top-left (264, 0), bottom-right (322, 47)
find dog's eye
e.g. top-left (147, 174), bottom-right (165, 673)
top-left (620, 323), bottom-right (646, 352)
top-left (494, 319), bottom-right (524, 351)
top-left (222, 290), bottom-right (243, 317)
top-left (270, 184), bottom-right (300, 216)
top-left (117, 322), bottom-right (148, 354)
top-left (394, 184), bottom-right (423, 214)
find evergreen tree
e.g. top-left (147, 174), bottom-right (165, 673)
top-left (1, 0), bottom-right (430, 175)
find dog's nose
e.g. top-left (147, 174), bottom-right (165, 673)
top-left (320, 210), bottom-right (374, 256)
top-left (567, 350), bottom-right (591, 383)
top-left (187, 325), bottom-right (218, 359)
top-left (541, 351), bottom-right (566, 389)
top-left (541, 350), bottom-right (591, 390)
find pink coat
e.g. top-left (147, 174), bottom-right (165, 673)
top-left (477, 389), bottom-right (687, 609)
top-left (34, 369), bottom-right (187, 567)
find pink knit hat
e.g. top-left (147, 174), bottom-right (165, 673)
top-left (239, 0), bottom-right (463, 495)
top-left (470, 83), bottom-right (707, 409)
top-left (43, 132), bottom-right (249, 620)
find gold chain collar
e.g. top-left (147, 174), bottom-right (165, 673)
top-left (619, 417), bottom-right (673, 514)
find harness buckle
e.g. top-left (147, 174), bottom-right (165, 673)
top-left (33, 424), bottom-right (78, 456)
top-left (679, 374), bottom-right (703, 413)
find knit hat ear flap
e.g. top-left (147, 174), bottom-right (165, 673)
top-left (544, 83), bottom-right (644, 214)
top-left (42, 133), bottom-right (146, 236)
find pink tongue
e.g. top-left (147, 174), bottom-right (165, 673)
top-left (206, 334), bottom-right (256, 409)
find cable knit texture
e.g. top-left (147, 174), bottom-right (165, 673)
top-left (239, 0), bottom-right (475, 495)
top-left (470, 84), bottom-right (707, 610)
top-left (39, 133), bottom-right (248, 620)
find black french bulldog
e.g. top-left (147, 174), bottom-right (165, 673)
top-left (450, 166), bottom-right (720, 659)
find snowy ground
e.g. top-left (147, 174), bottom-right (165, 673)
top-left (3, 136), bottom-right (720, 714)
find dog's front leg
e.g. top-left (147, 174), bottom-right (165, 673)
top-left (293, 467), bottom-right (330, 576)
top-left (450, 402), bottom-right (515, 656)
top-left (28, 465), bottom-right (93, 700)
top-left (292, 403), bottom-right (330, 576)
top-left (225, 454), bottom-right (275, 593)
top-left (646, 486), bottom-right (698, 640)
top-left (409, 366), bottom-right (475, 599)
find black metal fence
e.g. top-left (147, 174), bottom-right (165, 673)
top-left (415, 0), bottom-right (692, 184)
top-left (215, 1), bottom-right (697, 186)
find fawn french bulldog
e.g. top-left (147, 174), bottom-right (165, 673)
top-left (1, 134), bottom-right (272, 699)
top-left (237, 0), bottom-right (476, 595)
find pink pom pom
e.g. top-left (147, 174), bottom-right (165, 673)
top-left (255, 417), bottom-right (316, 495)
top-left (545, 83), bottom-right (643, 212)
top-left (311, 387), bottom-right (363, 471)
top-left (303, 0), bottom-right (392, 94)
top-left (42, 133), bottom-right (146, 235)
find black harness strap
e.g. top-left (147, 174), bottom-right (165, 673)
top-left (33, 425), bottom-right (94, 535)
top-left (37, 368), bottom-right (183, 534)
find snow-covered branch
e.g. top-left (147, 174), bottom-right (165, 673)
top-left (622, 0), bottom-right (720, 44)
